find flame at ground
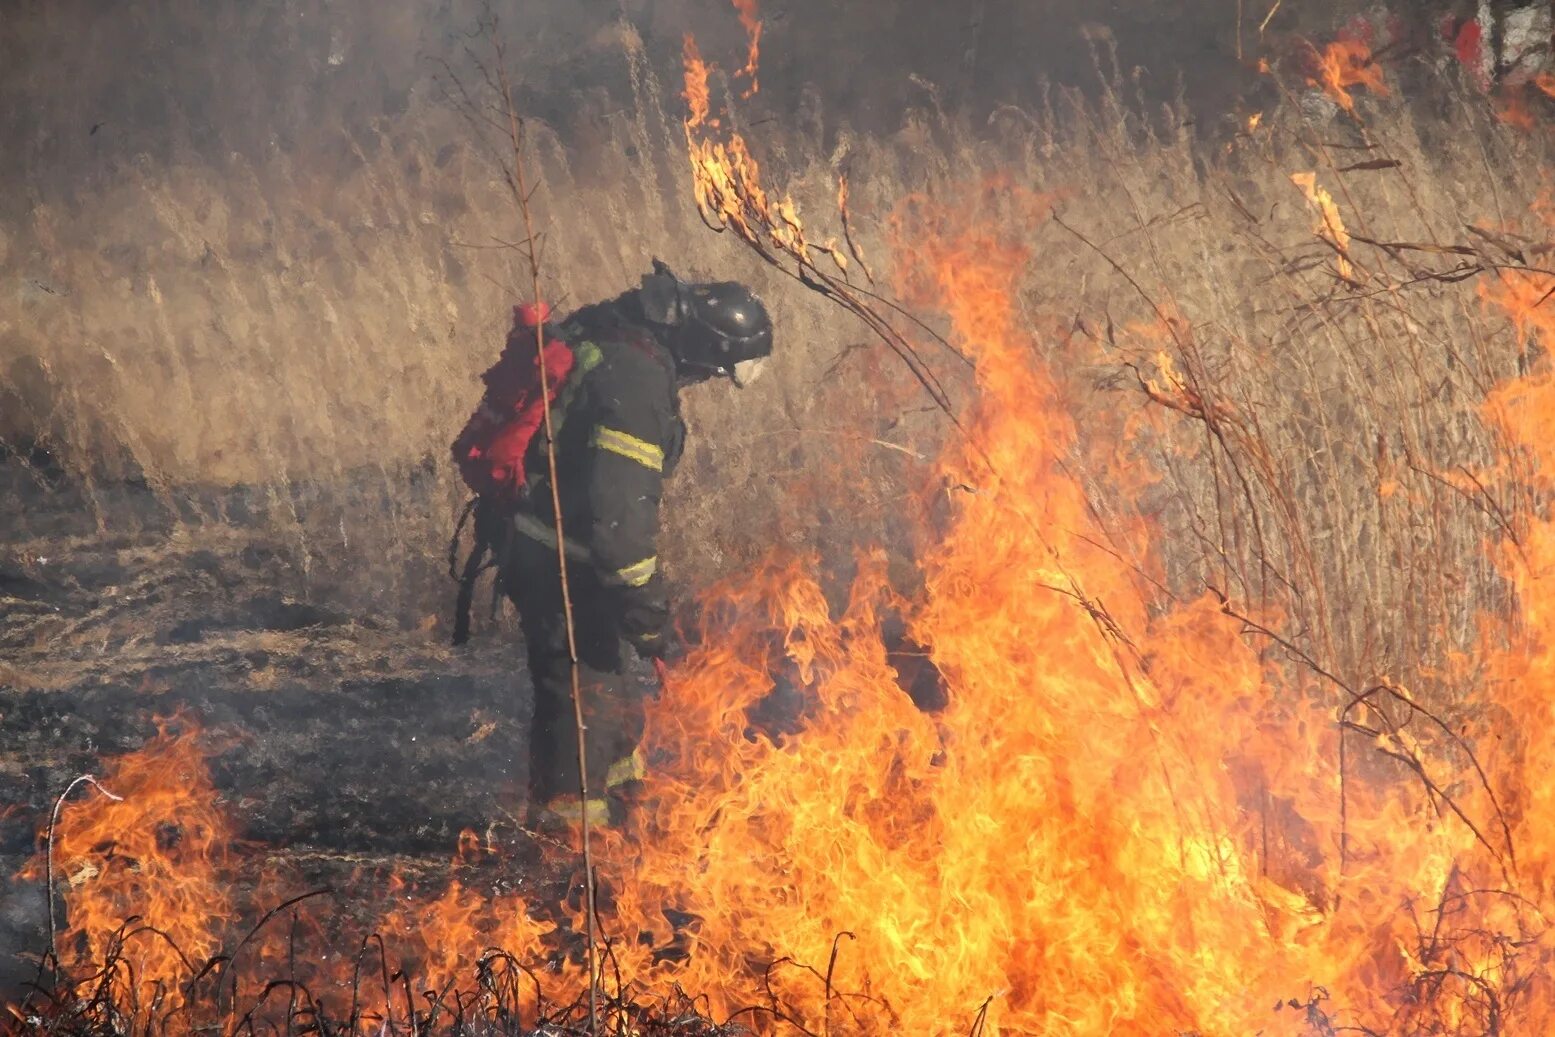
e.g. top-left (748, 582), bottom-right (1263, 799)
top-left (26, 189), bottom-right (1548, 1036)
top-left (574, 198), bottom-right (1519, 1034)
top-left (18, 715), bottom-right (237, 1013)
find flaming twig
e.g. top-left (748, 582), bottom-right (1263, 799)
top-left (682, 37), bottom-right (967, 421)
top-left (1341, 681), bottom-right (1518, 884)
top-left (1215, 590), bottom-right (1519, 889)
top-left (218, 887), bottom-right (333, 1022)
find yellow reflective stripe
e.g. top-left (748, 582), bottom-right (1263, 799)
top-left (543, 797), bottom-right (611, 827)
top-left (613, 555), bottom-right (658, 588)
top-left (604, 748), bottom-right (646, 789)
top-left (591, 426), bottom-right (664, 472)
top-left (574, 341), bottom-right (604, 374)
top-left (512, 512), bottom-right (592, 563)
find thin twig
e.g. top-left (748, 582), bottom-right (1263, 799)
top-left (490, 25), bottom-right (602, 1037)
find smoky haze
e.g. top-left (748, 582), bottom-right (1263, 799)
top-left (1, 0), bottom-right (1368, 209)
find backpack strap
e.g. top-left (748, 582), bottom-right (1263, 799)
top-left (546, 339), bottom-right (605, 440)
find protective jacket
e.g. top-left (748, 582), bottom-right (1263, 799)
top-left (509, 295), bottom-right (687, 648)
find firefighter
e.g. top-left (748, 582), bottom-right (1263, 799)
top-left (501, 261), bottom-right (773, 829)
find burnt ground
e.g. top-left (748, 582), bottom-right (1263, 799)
top-left (0, 451), bottom-right (594, 1001)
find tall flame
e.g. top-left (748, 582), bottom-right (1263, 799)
top-left (20, 198), bottom-right (1555, 1037)
top-left (683, 35), bottom-right (714, 132)
top-left (28, 189), bottom-right (1546, 1035)
top-left (731, 0), bottom-right (762, 98)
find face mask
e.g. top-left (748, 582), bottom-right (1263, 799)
top-left (731, 357), bottom-right (768, 389)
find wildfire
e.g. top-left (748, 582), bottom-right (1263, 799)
top-left (23, 12), bottom-right (1555, 1037)
top-left (1310, 37), bottom-right (1389, 113)
top-left (682, 28), bottom-right (849, 275)
top-left (683, 35), bottom-right (714, 132)
top-left (25, 185), bottom-right (1555, 1034)
top-left (1483, 269), bottom-right (1555, 362)
top-left (1497, 72), bottom-right (1555, 130)
top-left (1499, 90), bottom-right (1539, 131)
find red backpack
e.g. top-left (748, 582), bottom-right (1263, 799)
top-left (452, 302), bottom-right (578, 505)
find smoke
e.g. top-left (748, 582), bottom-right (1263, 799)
top-left (0, 0), bottom-right (1394, 204)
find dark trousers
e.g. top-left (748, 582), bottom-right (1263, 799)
top-left (506, 545), bottom-right (647, 808)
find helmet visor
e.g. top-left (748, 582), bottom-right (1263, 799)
top-left (731, 357), bottom-right (768, 389)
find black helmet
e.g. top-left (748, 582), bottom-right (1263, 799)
top-left (637, 261), bottom-right (774, 387)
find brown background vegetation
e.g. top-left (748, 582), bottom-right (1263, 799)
top-left (1, 0), bottom-right (1544, 702)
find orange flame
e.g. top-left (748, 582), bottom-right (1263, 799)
top-left (681, 33), bottom-right (851, 277)
top-left (1484, 271), bottom-right (1555, 352)
top-left (1498, 72), bottom-right (1555, 129)
top-left (531, 196), bottom-right (1524, 1033)
top-left (24, 190), bottom-right (1555, 1034)
top-left (1310, 38), bottom-right (1388, 113)
top-left (27, 26), bottom-right (1555, 1037)
top-left (1499, 90), bottom-right (1539, 131)
top-left (683, 35), bottom-right (714, 132)
top-left (22, 714), bottom-right (236, 1014)
top-left (1291, 171), bottom-right (1356, 281)
top-left (731, 0), bottom-right (762, 98)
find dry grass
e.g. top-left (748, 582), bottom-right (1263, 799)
top-left (1, 13), bottom-right (1547, 705)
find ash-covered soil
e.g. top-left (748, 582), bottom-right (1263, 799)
top-left (0, 451), bottom-right (589, 997)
